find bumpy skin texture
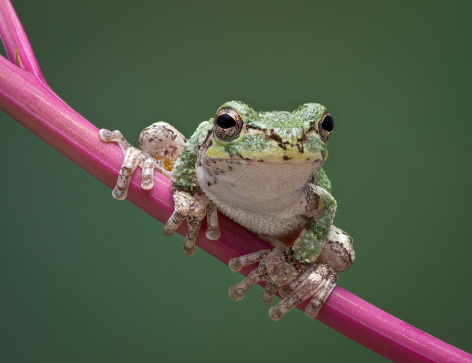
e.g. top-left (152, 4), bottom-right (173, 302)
top-left (99, 101), bottom-right (354, 320)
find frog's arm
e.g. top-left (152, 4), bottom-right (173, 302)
top-left (311, 167), bottom-right (332, 193)
top-left (292, 185), bottom-right (337, 263)
top-left (172, 120), bottom-right (213, 193)
top-left (165, 120), bottom-right (220, 255)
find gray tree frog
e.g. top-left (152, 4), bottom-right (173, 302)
top-left (99, 101), bottom-right (354, 320)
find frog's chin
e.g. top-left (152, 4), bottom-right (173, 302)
top-left (196, 157), bottom-right (319, 220)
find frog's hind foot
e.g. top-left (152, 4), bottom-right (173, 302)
top-left (228, 226), bottom-right (353, 320)
top-left (273, 225), bottom-right (353, 319)
top-left (269, 262), bottom-right (337, 320)
top-left (228, 247), bottom-right (302, 304)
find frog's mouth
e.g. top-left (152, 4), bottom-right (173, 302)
top-left (199, 154), bottom-right (322, 187)
top-left (204, 130), bottom-right (327, 165)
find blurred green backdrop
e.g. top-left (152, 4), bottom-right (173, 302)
top-left (1, 0), bottom-right (471, 362)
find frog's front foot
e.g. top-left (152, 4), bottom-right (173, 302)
top-left (163, 188), bottom-right (220, 255)
top-left (228, 247), bottom-right (338, 320)
top-left (99, 123), bottom-right (182, 200)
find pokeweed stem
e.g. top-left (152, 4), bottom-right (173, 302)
top-left (0, 1), bottom-right (470, 361)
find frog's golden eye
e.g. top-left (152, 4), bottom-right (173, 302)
top-left (319, 112), bottom-right (334, 140)
top-left (214, 107), bottom-right (243, 141)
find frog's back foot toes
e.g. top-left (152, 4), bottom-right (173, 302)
top-left (277, 263), bottom-right (314, 298)
top-left (228, 249), bottom-right (271, 272)
top-left (278, 285), bottom-right (292, 299)
top-left (268, 262), bottom-right (337, 320)
top-left (268, 305), bottom-right (284, 321)
top-left (261, 282), bottom-right (278, 303)
top-left (228, 266), bottom-right (266, 301)
top-left (228, 258), bottom-right (242, 272)
top-left (228, 286), bottom-right (245, 300)
top-left (304, 270), bottom-right (337, 318)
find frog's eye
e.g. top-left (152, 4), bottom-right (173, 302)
top-left (319, 112), bottom-right (334, 140)
top-left (214, 107), bottom-right (243, 141)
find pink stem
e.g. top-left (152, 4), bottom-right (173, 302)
top-left (0, 0), bottom-right (49, 89)
top-left (0, 1), bottom-right (470, 361)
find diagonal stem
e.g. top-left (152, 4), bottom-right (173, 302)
top-left (0, 1), bottom-right (470, 361)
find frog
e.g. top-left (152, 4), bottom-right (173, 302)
top-left (98, 101), bottom-right (354, 320)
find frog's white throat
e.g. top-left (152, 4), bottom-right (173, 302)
top-left (196, 158), bottom-right (319, 229)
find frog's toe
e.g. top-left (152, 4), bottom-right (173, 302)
top-left (141, 180), bottom-right (154, 190)
top-left (278, 285), bottom-right (292, 299)
top-left (228, 286), bottom-right (245, 300)
top-left (205, 226), bottom-right (220, 240)
top-left (268, 305), bottom-right (284, 321)
top-left (182, 240), bottom-right (196, 256)
top-left (261, 282), bottom-right (279, 303)
top-left (278, 264), bottom-right (317, 298)
top-left (163, 211), bottom-right (187, 236)
top-left (179, 214), bottom-right (205, 256)
top-left (112, 187), bottom-right (127, 200)
top-left (228, 266), bottom-right (266, 301)
top-left (111, 147), bottom-right (147, 200)
top-left (228, 249), bottom-right (271, 272)
top-left (98, 129), bottom-right (133, 151)
top-left (205, 202), bottom-right (220, 240)
top-left (304, 267), bottom-right (337, 318)
top-left (141, 158), bottom-right (156, 190)
top-left (98, 129), bottom-right (120, 142)
top-left (268, 262), bottom-right (337, 320)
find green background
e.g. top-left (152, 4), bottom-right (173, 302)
top-left (1, 0), bottom-right (471, 362)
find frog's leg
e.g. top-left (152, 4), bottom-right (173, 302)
top-left (273, 226), bottom-right (354, 319)
top-left (99, 122), bottom-right (186, 199)
top-left (291, 184), bottom-right (337, 263)
top-left (229, 225), bottom-right (353, 320)
top-left (162, 121), bottom-right (221, 254)
top-left (228, 184), bottom-right (354, 320)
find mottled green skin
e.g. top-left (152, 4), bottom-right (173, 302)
top-left (172, 101), bottom-right (337, 265)
top-left (172, 121), bottom-right (212, 192)
top-left (207, 101), bottom-right (328, 162)
top-left (292, 188), bottom-right (336, 263)
top-left (311, 168), bottom-right (332, 193)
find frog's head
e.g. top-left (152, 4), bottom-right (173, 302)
top-left (205, 101), bottom-right (334, 166)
